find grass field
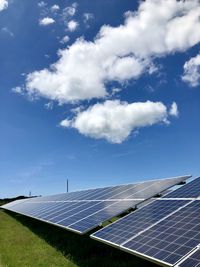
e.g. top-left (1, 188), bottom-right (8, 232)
top-left (0, 209), bottom-right (157, 267)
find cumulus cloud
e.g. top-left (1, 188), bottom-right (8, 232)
top-left (20, 0), bottom-right (200, 104)
top-left (60, 100), bottom-right (177, 143)
top-left (39, 17), bottom-right (55, 26)
top-left (67, 20), bottom-right (78, 31)
top-left (0, 0), bottom-right (8, 11)
top-left (182, 53), bottom-right (200, 87)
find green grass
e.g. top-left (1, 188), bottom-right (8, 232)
top-left (0, 209), bottom-right (157, 267)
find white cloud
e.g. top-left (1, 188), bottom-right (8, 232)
top-left (169, 102), bottom-right (179, 117)
top-left (51, 4), bottom-right (60, 12)
top-left (62, 2), bottom-right (78, 24)
top-left (106, 56), bottom-right (145, 81)
top-left (12, 86), bottom-right (23, 94)
top-left (70, 105), bottom-right (84, 114)
top-left (0, 0), bottom-right (8, 11)
top-left (1, 27), bottom-right (14, 37)
top-left (60, 118), bottom-right (71, 128)
top-left (44, 101), bottom-right (53, 110)
top-left (182, 53), bottom-right (200, 87)
top-left (67, 20), bottom-right (78, 32)
top-left (38, 1), bottom-right (46, 8)
top-left (39, 17), bottom-right (55, 26)
top-left (22, 0), bottom-right (200, 103)
top-left (60, 100), bottom-right (176, 143)
top-left (83, 13), bottom-right (94, 25)
top-left (60, 35), bottom-right (70, 44)
top-left (111, 88), bottom-right (121, 96)
top-left (83, 13), bottom-right (93, 21)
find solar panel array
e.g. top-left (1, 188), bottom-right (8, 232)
top-left (91, 176), bottom-right (200, 267)
top-left (1, 175), bottom-right (189, 235)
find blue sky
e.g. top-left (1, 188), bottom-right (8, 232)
top-left (1, 0), bottom-right (200, 198)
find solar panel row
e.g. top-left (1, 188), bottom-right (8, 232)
top-left (1, 175), bottom-right (189, 235)
top-left (5, 175), bottom-right (190, 204)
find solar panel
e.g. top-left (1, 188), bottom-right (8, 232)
top-left (1, 175), bottom-right (190, 234)
top-left (1, 198), bottom-right (28, 209)
top-left (122, 200), bottom-right (200, 266)
top-left (164, 176), bottom-right (200, 199)
top-left (91, 199), bottom-right (189, 247)
top-left (177, 247), bottom-right (200, 267)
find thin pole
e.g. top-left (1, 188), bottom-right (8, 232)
top-left (67, 179), bottom-right (69, 193)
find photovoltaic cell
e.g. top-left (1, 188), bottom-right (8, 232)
top-left (177, 248), bottom-right (200, 267)
top-left (164, 177), bottom-right (200, 199)
top-left (122, 200), bottom-right (200, 266)
top-left (1, 175), bottom-right (190, 234)
top-left (91, 199), bottom-right (189, 246)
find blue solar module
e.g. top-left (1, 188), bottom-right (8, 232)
top-left (91, 199), bottom-right (189, 246)
top-left (122, 200), bottom-right (200, 266)
top-left (177, 248), bottom-right (200, 267)
top-left (164, 176), bottom-right (200, 199)
top-left (1, 175), bottom-right (190, 234)
top-left (65, 200), bottom-right (139, 233)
